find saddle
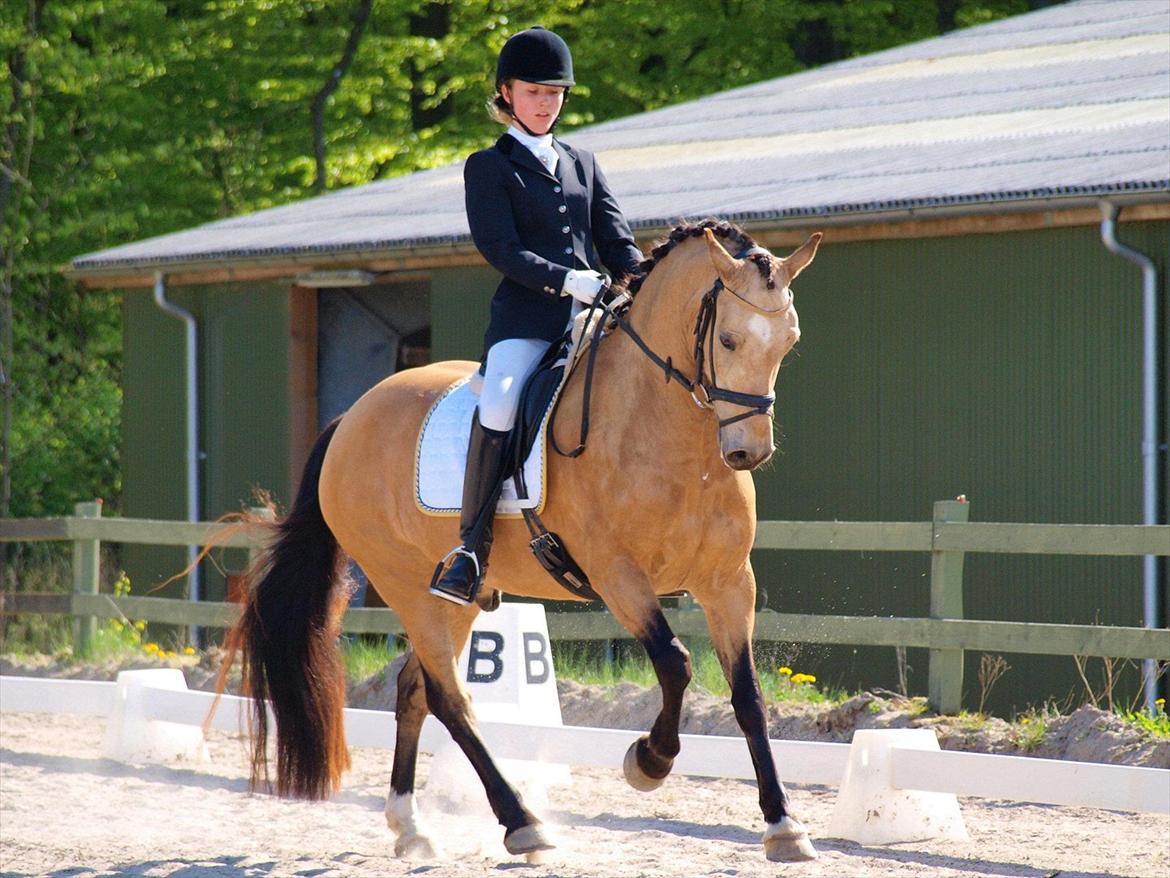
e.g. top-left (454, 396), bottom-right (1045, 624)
top-left (414, 315), bottom-right (603, 602)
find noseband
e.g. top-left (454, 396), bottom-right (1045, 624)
top-left (553, 266), bottom-right (788, 458)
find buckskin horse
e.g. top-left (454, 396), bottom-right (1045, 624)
top-left (223, 219), bottom-right (822, 862)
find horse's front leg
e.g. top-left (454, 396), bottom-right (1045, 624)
top-left (701, 564), bottom-right (818, 862)
top-left (602, 563), bottom-right (693, 790)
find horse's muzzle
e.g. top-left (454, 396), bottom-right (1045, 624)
top-left (722, 445), bottom-right (773, 471)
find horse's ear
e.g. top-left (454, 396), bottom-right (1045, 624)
top-left (780, 233), bottom-right (822, 283)
top-left (703, 228), bottom-right (740, 284)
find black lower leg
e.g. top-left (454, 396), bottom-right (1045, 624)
top-left (390, 653), bottom-right (427, 796)
top-left (729, 646), bottom-right (789, 823)
top-left (422, 674), bottom-right (537, 832)
top-left (637, 610), bottom-right (692, 778)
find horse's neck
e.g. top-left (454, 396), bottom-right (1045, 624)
top-left (594, 244), bottom-right (723, 470)
top-left (624, 246), bottom-right (707, 366)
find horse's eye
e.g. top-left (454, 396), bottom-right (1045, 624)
top-left (719, 332), bottom-right (738, 351)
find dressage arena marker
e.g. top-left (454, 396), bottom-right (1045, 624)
top-left (828, 729), bottom-right (968, 845)
top-left (3, 665), bottom-right (1168, 843)
top-left (101, 668), bottom-right (209, 764)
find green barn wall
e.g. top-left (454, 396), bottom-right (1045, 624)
top-left (751, 220), bottom-right (1167, 712)
top-left (121, 279), bottom-right (295, 601)
top-left (430, 265), bottom-right (499, 362)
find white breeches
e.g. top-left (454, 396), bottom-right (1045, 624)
top-left (477, 337), bottom-right (549, 432)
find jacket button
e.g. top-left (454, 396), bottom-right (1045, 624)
top-left (553, 186), bottom-right (562, 193)
top-left (558, 205), bottom-right (567, 213)
top-left (563, 247), bottom-right (572, 255)
top-left (561, 225), bottom-right (570, 233)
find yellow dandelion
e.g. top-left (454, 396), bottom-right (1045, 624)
top-left (144, 643), bottom-right (159, 654)
top-left (778, 667), bottom-right (793, 676)
top-left (1156, 698), bottom-right (1166, 709)
top-left (111, 621), bottom-right (124, 632)
top-left (184, 647), bottom-right (196, 656)
top-left (134, 621), bottom-right (147, 631)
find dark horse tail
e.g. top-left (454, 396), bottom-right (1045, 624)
top-left (227, 417), bottom-right (351, 799)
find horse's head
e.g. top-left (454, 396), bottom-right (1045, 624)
top-left (701, 228), bottom-right (821, 471)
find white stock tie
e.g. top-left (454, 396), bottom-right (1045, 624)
top-left (532, 144), bottom-right (557, 174)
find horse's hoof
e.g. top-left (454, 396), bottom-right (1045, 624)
top-left (763, 817), bottom-right (818, 862)
top-left (504, 823), bottom-right (555, 855)
top-left (394, 833), bottom-right (441, 859)
top-left (622, 739), bottom-right (667, 792)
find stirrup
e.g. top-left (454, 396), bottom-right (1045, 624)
top-left (428, 546), bottom-right (481, 606)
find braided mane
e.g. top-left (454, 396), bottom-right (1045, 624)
top-left (620, 219), bottom-right (777, 296)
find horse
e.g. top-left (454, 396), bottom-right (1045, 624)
top-left (224, 219), bottom-right (822, 863)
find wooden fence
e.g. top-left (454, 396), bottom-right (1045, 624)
top-left (2, 499), bottom-right (1167, 713)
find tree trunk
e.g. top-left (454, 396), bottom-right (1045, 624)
top-left (312, 0), bottom-right (374, 193)
top-left (409, 2), bottom-right (452, 132)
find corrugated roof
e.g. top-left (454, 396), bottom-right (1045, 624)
top-left (71, 0), bottom-right (1169, 276)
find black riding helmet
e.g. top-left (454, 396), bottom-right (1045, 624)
top-left (496, 26), bottom-right (575, 87)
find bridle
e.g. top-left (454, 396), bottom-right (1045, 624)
top-left (553, 256), bottom-right (791, 458)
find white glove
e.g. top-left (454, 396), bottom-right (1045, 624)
top-left (561, 269), bottom-right (608, 304)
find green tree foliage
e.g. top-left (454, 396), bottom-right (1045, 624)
top-left (0, 0), bottom-right (1059, 518)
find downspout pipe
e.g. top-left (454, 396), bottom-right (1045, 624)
top-left (1099, 201), bottom-right (1163, 712)
top-left (152, 272), bottom-right (201, 639)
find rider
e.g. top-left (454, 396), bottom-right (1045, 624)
top-left (430, 26), bottom-right (643, 605)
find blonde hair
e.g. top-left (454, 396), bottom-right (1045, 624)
top-left (486, 81), bottom-right (514, 125)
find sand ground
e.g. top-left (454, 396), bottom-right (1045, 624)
top-left (1, 710), bottom-right (1167, 878)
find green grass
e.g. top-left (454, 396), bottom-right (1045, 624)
top-left (341, 636), bottom-right (406, 684)
top-left (1011, 706), bottom-right (1054, 752)
top-left (1118, 707), bottom-right (1170, 738)
top-left (551, 640), bottom-right (848, 707)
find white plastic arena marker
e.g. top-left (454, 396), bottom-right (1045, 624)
top-left (827, 729), bottom-right (968, 845)
top-left (102, 669), bottom-right (209, 765)
top-left (427, 603), bottom-right (570, 812)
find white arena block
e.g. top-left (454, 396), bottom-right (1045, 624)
top-left (427, 603), bottom-right (570, 812)
top-left (102, 669), bottom-right (209, 765)
top-left (827, 729), bottom-right (968, 846)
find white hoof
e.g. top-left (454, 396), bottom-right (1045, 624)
top-left (385, 792), bottom-right (441, 859)
top-left (504, 823), bottom-right (555, 856)
top-left (763, 816), bottom-right (818, 862)
top-left (622, 739), bottom-right (667, 792)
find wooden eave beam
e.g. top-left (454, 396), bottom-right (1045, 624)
top-left (67, 201), bottom-right (1169, 291)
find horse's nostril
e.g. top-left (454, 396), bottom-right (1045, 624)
top-left (727, 450), bottom-right (750, 468)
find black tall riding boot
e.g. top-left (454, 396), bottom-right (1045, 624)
top-left (429, 414), bottom-right (510, 606)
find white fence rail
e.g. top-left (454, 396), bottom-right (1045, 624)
top-left (2, 675), bottom-right (1165, 816)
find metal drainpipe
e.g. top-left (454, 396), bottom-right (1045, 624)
top-left (152, 272), bottom-right (201, 643)
top-left (1099, 201), bottom-right (1163, 712)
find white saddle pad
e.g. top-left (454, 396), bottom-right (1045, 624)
top-left (415, 375), bottom-right (552, 517)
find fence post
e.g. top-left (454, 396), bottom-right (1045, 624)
top-left (928, 498), bottom-right (969, 715)
top-left (71, 500), bottom-right (102, 656)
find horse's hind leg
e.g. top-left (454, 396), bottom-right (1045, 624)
top-left (386, 651), bottom-right (439, 858)
top-left (402, 611), bottom-right (554, 858)
top-left (702, 565), bottom-right (817, 862)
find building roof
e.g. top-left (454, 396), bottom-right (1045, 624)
top-left (71, 0), bottom-right (1169, 280)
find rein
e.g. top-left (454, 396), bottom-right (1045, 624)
top-left (552, 270), bottom-right (782, 458)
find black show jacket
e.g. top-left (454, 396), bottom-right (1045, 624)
top-left (464, 133), bottom-right (643, 350)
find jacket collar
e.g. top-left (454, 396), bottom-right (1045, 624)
top-left (496, 133), bottom-right (570, 182)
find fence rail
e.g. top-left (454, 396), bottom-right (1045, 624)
top-left (3, 500), bottom-right (1168, 713)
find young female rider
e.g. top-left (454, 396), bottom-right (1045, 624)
top-left (430, 26), bottom-right (643, 605)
